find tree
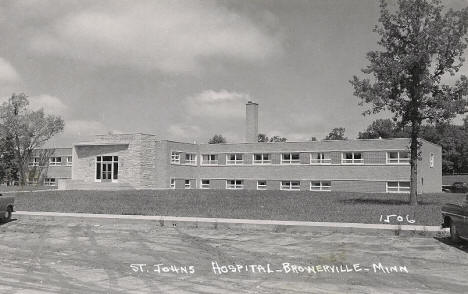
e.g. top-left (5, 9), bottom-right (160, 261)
top-left (350, 0), bottom-right (468, 205)
top-left (208, 134), bottom-right (226, 144)
top-left (358, 119), bottom-right (398, 139)
top-left (0, 93), bottom-right (65, 185)
top-left (324, 127), bottom-right (347, 140)
top-left (269, 135), bottom-right (287, 142)
top-left (257, 133), bottom-right (269, 142)
top-left (0, 134), bottom-right (18, 185)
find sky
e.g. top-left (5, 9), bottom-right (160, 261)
top-left (0, 0), bottom-right (467, 147)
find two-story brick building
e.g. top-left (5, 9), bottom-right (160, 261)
top-left (56, 102), bottom-right (442, 193)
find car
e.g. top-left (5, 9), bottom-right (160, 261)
top-left (441, 194), bottom-right (468, 242)
top-left (447, 182), bottom-right (468, 193)
top-left (0, 193), bottom-right (15, 223)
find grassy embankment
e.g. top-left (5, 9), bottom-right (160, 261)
top-left (7, 189), bottom-right (466, 226)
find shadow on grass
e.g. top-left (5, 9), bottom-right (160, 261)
top-left (434, 237), bottom-right (468, 253)
top-left (0, 218), bottom-right (17, 226)
top-left (340, 198), bottom-right (438, 205)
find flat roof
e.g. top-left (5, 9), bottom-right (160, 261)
top-left (74, 142), bottom-right (130, 146)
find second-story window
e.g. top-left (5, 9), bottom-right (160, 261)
top-left (171, 152), bottom-right (181, 164)
top-left (202, 154), bottom-right (218, 165)
top-left (49, 157), bottom-right (62, 166)
top-left (185, 153), bottom-right (197, 165)
top-left (227, 153), bottom-right (243, 165)
top-left (310, 153), bottom-right (331, 164)
top-left (342, 152), bottom-right (363, 164)
top-left (66, 156), bottom-right (73, 166)
top-left (253, 153), bottom-right (271, 164)
top-left (387, 151), bottom-right (409, 164)
top-left (281, 153), bottom-right (300, 164)
top-left (29, 157), bottom-right (40, 167)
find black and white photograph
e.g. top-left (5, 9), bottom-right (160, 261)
top-left (0, 0), bottom-right (467, 293)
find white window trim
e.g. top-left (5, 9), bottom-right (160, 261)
top-left (341, 152), bottom-right (364, 164)
top-left (184, 180), bottom-right (191, 189)
top-left (226, 179), bottom-right (244, 190)
top-left (49, 157), bottom-right (62, 166)
top-left (386, 181), bottom-right (410, 193)
top-left (66, 156), bottom-right (73, 166)
top-left (185, 154), bottom-right (197, 165)
top-left (226, 154), bottom-right (243, 165)
top-left (310, 153), bottom-right (331, 165)
top-left (281, 153), bottom-right (301, 165)
top-left (280, 180), bottom-right (301, 191)
top-left (386, 151), bottom-right (410, 165)
top-left (200, 179), bottom-right (210, 189)
top-left (252, 154), bottom-right (272, 165)
top-left (170, 178), bottom-right (176, 189)
top-left (310, 181), bottom-right (331, 191)
top-left (201, 154), bottom-right (218, 165)
top-left (257, 180), bottom-right (267, 190)
top-left (44, 178), bottom-right (57, 186)
top-left (171, 151), bottom-right (181, 164)
top-left (95, 155), bottom-right (119, 183)
top-left (429, 153), bottom-right (435, 168)
top-left (29, 157), bottom-right (40, 167)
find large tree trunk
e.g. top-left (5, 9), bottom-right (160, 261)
top-left (409, 122), bottom-right (419, 206)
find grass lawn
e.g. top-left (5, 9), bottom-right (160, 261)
top-left (9, 189), bottom-right (466, 226)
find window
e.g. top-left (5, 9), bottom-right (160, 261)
top-left (387, 151), bottom-right (409, 164)
top-left (171, 152), bottom-right (181, 164)
top-left (226, 153), bottom-right (243, 165)
top-left (281, 181), bottom-right (300, 191)
top-left (96, 156), bottom-right (118, 182)
top-left (170, 178), bottom-right (175, 189)
top-left (185, 153), bottom-right (197, 165)
top-left (29, 157), bottom-right (39, 167)
top-left (387, 181), bottom-right (410, 193)
top-left (342, 152), bottom-right (363, 164)
top-left (310, 153), bottom-right (331, 164)
top-left (66, 156), bottom-right (73, 166)
top-left (429, 153), bottom-right (435, 168)
top-left (201, 179), bottom-right (210, 189)
top-left (281, 153), bottom-right (300, 164)
top-left (202, 154), bottom-right (218, 165)
top-left (310, 181), bottom-right (331, 191)
top-left (226, 180), bottom-right (243, 190)
top-left (44, 178), bottom-right (56, 186)
top-left (253, 153), bottom-right (271, 164)
top-left (257, 180), bottom-right (267, 190)
top-left (185, 180), bottom-right (191, 189)
top-left (49, 157), bottom-right (62, 166)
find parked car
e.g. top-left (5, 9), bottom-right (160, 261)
top-left (441, 194), bottom-right (468, 242)
top-left (445, 182), bottom-right (468, 193)
top-left (0, 193), bottom-right (15, 223)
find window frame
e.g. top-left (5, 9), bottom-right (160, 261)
top-left (310, 180), bottom-right (332, 191)
top-left (171, 151), bottom-right (181, 164)
top-left (66, 156), bottom-right (73, 166)
top-left (201, 154), bottom-right (218, 165)
top-left (185, 153), bottom-right (197, 165)
top-left (95, 156), bottom-right (119, 183)
top-left (226, 179), bottom-right (244, 190)
top-left (170, 178), bottom-right (176, 189)
top-left (386, 151), bottom-right (410, 164)
top-left (310, 153), bottom-right (331, 165)
top-left (184, 179), bottom-right (191, 189)
top-left (253, 153), bottom-right (271, 165)
top-left (200, 179), bottom-right (210, 189)
top-left (341, 152), bottom-right (364, 164)
top-left (29, 157), bottom-right (40, 167)
top-left (386, 181), bottom-right (410, 193)
top-left (281, 153), bottom-right (301, 165)
top-left (44, 178), bottom-right (57, 186)
top-left (257, 180), bottom-right (267, 190)
top-left (226, 153), bottom-right (243, 165)
top-left (280, 180), bottom-right (301, 191)
top-left (429, 153), bottom-right (435, 168)
top-left (49, 157), bottom-right (62, 166)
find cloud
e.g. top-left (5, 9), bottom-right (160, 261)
top-left (185, 89), bottom-right (251, 119)
top-left (0, 57), bottom-right (20, 83)
top-left (28, 0), bottom-right (280, 74)
top-left (28, 94), bottom-right (69, 116)
top-left (168, 124), bottom-right (201, 140)
top-left (65, 120), bottom-right (108, 137)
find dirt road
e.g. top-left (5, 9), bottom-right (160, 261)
top-left (0, 215), bottom-right (466, 293)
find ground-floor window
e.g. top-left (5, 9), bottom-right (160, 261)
top-left (281, 181), bottom-right (300, 191)
top-left (310, 181), bottom-right (331, 191)
top-left (201, 179), bottom-right (210, 189)
top-left (170, 178), bottom-right (175, 189)
top-left (96, 156), bottom-right (118, 182)
top-left (185, 180), bottom-right (191, 189)
top-left (257, 180), bottom-right (267, 190)
top-left (387, 181), bottom-right (410, 193)
top-left (226, 179), bottom-right (243, 190)
top-left (44, 178), bottom-right (56, 186)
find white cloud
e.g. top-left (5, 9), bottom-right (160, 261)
top-left (28, 0), bottom-right (280, 74)
top-left (28, 94), bottom-right (69, 116)
top-left (185, 89), bottom-right (251, 119)
top-left (0, 57), bottom-right (20, 83)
